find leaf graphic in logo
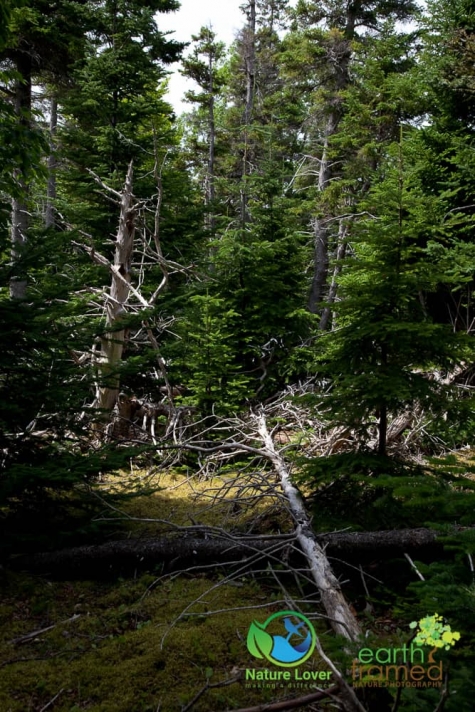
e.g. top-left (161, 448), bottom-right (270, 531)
top-left (247, 620), bottom-right (274, 660)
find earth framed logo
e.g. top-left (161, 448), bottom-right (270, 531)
top-left (352, 613), bottom-right (461, 689)
top-left (246, 610), bottom-right (316, 667)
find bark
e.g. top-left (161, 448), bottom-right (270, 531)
top-left (308, 10), bottom-right (356, 315)
top-left (10, 51), bottom-right (32, 299)
top-left (8, 527), bottom-right (451, 579)
top-left (257, 415), bottom-right (362, 642)
top-left (10, 536), bottom-right (289, 578)
top-left (94, 161), bottom-right (135, 415)
top-left (45, 96), bottom-right (58, 229)
top-left (309, 216), bottom-right (331, 315)
top-left (318, 218), bottom-right (350, 330)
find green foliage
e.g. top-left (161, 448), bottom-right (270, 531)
top-left (298, 452), bottom-right (475, 531)
top-left (317, 136), bottom-right (474, 452)
top-left (173, 293), bottom-right (250, 413)
top-left (58, 0), bottom-right (183, 241)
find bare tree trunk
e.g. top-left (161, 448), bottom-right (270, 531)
top-left (309, 216), bottom-right (331, 314)
top-left (45, 96), bottom-right (58, 229)
top-left (241, 0), bottom-right (256, 226)
top-left (94, 161), bottom-right (135, 415)
top-left (319, 218), bottom-right (352, 330)
top-left (10, 52), bottom-right (32, 299)
top-left (257, 414), bottom-right (361, 642)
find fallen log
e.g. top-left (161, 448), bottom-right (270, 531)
top-left (8, 536), bottom-right (290, 578)
top-left (7, 526), bottom-right (458, 580)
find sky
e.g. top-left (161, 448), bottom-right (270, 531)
top-left (157, 0), bottom-right (246, 114)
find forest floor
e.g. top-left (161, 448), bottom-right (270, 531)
top-left (0, 470), bottom-right (326, 712)
top-left (2, 448), bottom-right (474, 712)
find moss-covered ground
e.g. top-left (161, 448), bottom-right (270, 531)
top-left (0, 470), bottom-right (331, 712)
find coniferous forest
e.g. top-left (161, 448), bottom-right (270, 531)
top-left (2, 0), bottom-right (475, 710)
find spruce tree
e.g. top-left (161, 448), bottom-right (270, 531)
top-left (284, 0), bottom-right (419, 317)
top-left (319, 134), bottom-right (473, 455)
top-left (181, 26), bottom-right (226, 233)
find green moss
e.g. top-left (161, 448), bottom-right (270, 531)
top-left (0, 471), bottom-right (315, 710)
top-left (1, 571), bottom-right (316, 711)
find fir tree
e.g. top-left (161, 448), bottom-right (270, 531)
top-left (320, 134), bottom-right (473, 455)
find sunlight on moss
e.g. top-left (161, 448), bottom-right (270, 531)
top-left (97, 468), bottom-right (291, 536)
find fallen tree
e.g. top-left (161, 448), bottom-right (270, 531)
top-left (256, 414), bottom-right (361, 641)
top-left (8, 525), bottom-right (456, 579)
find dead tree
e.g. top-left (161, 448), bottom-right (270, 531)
top-left (93, 161), bottom-right (136, 416)
top-left (12, 526), bottom-right (452, 578)
top-left (72, 160), bottom-right (195, 437)
top-left (256, 413), bottom-right (362, 642)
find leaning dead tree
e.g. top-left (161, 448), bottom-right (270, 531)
top-left (256, 413), bottom-right (361, 642)
top-left (15, 401), bottom-right (362, 642)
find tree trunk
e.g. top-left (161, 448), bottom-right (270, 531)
top-left (10, 51), bottom-right (32, 299)
top-left (94, 161), bottom-right (135, 415)
top-left (319, 218), bottom-right (351, 330)
top-left (9, 526), bottom-right (451, 578)
top-left (308, 10), bottom-right (356, 315)
top-left (257, 415), bottom-right (362, 642)
top-left (308, 115), bottom-right (338, 314)
top-left (45, 96), bottom-right (58, 229)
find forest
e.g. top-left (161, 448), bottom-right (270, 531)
top-left (1, 0), bottom-right (475, 710)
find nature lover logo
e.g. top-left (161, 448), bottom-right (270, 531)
top-left (246, 611), bottom-right (316, 667)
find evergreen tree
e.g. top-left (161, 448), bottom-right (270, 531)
top-left (319, 134), bottom-right (473, 455)
top-left (181, 26), bottom-right (226, 232)
top-left (1, 0), bottom-right (89, 296)
top-left (413, 0), bottom-right (475, 334)
top-left (59, 0), bottom-right (183, 241)
top-left (284, 0), bottom-right (419, 317)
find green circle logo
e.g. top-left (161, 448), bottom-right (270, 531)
top-left (246, 611), bottom-right (316, 667)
